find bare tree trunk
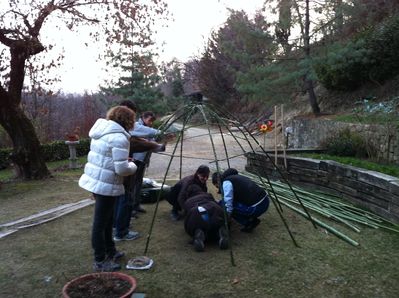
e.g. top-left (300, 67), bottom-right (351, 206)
top-left (334, 0), bottom-right (344, 36)
top-left (0, 40), bottom-right (50, 179)
top-left (304, 78), bottom-right (320, 115)
top-left (304, 0), bottom-right (320, 115)
top-left (276, 0), bottom-right (293, 54)
top-left (0, 99), bottom-right (50, 179)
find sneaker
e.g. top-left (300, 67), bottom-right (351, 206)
top-left (135, 205), bottom-right (146, 213)
top-left (218, 226), bottom-right (229, 250)
top-left (193, 229), bottom-right (205, 252)
top-left (107, 250), bottom-right (125, 261)
top-left (170, 209), bottom-right (180, 221)
top-left (131, 210), bottom-right (139, 218)
top-left (113, 230), bottom-right (140, 242)
top-left (241, 218), bottom-right (261, 233)
top-left (93, 259), bottom-right (121, 272)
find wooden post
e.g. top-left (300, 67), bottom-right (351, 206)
top-left (274, 105), bottom-right (278, 165)
top-left (263, 131), bottom-right (266, 149)
top-left (281, 104), bottom-right (287, 169)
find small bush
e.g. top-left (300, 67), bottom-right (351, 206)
top-left (0, 148), bottom-right (12, 169)
top-left (314, 39), bottom-right (373, 91)
top-left (41, 141), bottom-right (70, 161)
top-left (0, 138), bottom-right (90, 170)
top-left (322, 128), bottom-right (371, 158)
top-left (76, 138), bottom-right (91, 157)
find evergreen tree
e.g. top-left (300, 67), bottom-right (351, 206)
top-left (158, 59), bottom-right (185, 112)
top-left (104, 51), bottom-right (166, 114)
top-left (197, 10), bottom-right (276, 113)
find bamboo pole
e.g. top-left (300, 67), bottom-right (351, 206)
top-left (198, 105), bottom-right (236, 266)
top-left (279, 201), bottom-right (360, 247)
top-left (243, 171), bottom-right (399, 233)
top-left (144, 106), bottom-right (195, 255)
top-left (211, 103), bottom-right (319, 230)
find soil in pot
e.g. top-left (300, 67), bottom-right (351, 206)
top-left (63, 272), bottom-right (136, 298)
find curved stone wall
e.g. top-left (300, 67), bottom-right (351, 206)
top-left (285, 119), bottom-right (399, 164)
top-left (246, 152), bottom-right (399, 223)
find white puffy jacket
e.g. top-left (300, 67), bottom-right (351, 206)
top-left (79, 118), bottom-right (137, 196)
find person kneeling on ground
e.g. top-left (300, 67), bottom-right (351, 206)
top-left (212, 168), bottom-right (270, 233)
top-left (166, 165), bottom-right (210, 221)
top-left (183, 186), bottom-right (229, 252)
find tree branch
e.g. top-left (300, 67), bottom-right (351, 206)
top-left (0, 84), bottom-right (8, 104)
top-left (9, 9), bottom-right (31, 31)
top-left (58, 7), bottom-right (100, 23)
top-left (30, 1), bottom-right (57, 37)
top-left (0, 29), bottom-right (14, 46)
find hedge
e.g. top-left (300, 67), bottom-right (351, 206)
top-left (0, 138), bottom-right (90, 170)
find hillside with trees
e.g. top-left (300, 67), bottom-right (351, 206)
top-left (188, 0), bottom-right (399, 118)
top-left (1, 0), bottom-right (399, 180)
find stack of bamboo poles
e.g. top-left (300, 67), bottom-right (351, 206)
top-left (242, 171), bottom-right (399, 246)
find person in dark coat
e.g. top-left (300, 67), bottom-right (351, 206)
top-left (212, 168), bottom-right (270, 232)
top-left (113, 101), bottom-right (166, 242)
top-left (183, 186), bottom-right (228, 252)
top-left (166, 165), bottom-right (210, 220)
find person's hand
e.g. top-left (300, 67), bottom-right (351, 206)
top-left (163, 132), bottom-right (175, 142)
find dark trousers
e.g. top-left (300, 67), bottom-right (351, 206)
top-left (132, 161), bottom-right (146, 209)
top-left (92, 194), bottom-right (117, 262)
top-left (114, 175), bottom-right (135, 237)
top-left (166, 183), bottom-right (182, 212)
top-left (184, 202), bottom-right (224, 238)
top-left (114, 192), bottom-right (133, 237)
top-left (219, 195), bottom-right (270, 226)
top-left (232, 195), bottom-right (270, 226)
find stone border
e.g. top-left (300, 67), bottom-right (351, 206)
top-left (285, 119), bottom-right (399, 164)
top-left (245, 152), bottom-right (399, 223)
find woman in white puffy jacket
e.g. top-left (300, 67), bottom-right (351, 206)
top-left (79, 106), bottom-right (137, 272)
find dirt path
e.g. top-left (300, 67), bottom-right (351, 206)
top-left (146, 125), bottom-right (273, 180)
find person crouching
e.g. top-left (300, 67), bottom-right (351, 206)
top-left (183, 186), bottom-right (228, 252)
top-left (212, 168), bottom-right (270, 233)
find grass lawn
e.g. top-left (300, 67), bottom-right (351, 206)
top-left (295, 153), bottom-right (399, 178)
top-left (1, 164), bottom-right (399, 297)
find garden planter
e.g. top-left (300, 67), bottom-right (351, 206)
top-left (62, 272), bottom-right (136, 298)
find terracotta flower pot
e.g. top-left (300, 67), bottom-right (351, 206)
top-left (62, 272), bottom-right (137, 298)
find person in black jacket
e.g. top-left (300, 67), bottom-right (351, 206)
top-left (166, 165), bottom-right (210, 220)
top-left (212, 168), bottom-right (270, 232)
top-left (183, 186), bottom-right (228, 252)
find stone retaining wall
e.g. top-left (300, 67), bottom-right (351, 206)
top-left (286, 119), bottom-right (399, 164)
top-left (246, 152), bottom-right (399, 223)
